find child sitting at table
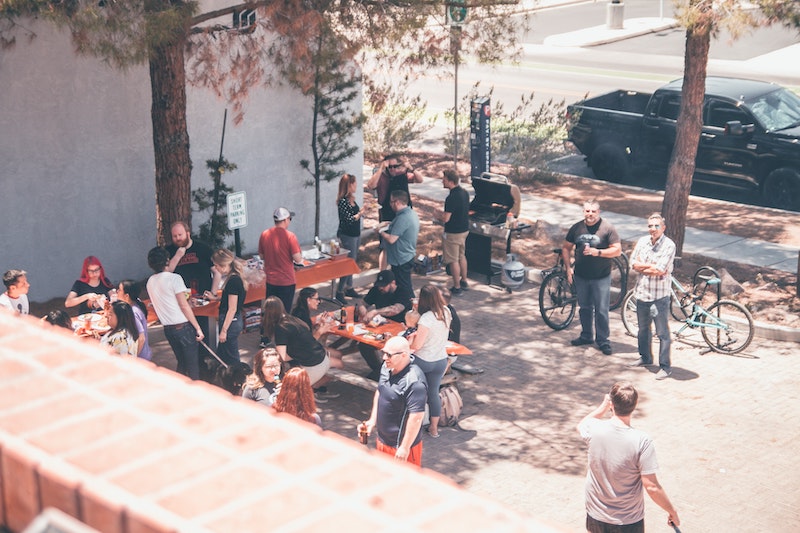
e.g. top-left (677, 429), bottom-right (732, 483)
top-left (401, 308), bottom-right (420, 339)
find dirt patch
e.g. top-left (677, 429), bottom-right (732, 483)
top-left (365, 153), bottom-right (799, 328)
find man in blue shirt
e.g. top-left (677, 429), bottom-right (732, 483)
top-left (364, 336), bottom-right (427, 466)
top-left (379, 190), bottom-right (420, 299)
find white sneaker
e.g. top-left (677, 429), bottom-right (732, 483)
top-left (655, 369), bottom-right (672, 380)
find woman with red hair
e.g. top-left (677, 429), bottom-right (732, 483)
top-left (65, 256), bottom-right (113, 314)
top-left (273, 367), bottom-right (322, 428)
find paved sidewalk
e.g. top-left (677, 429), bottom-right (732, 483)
top-left (386, 170), bottom-right (800, 274)
top-left (149, 267), bottom-right (800, 532)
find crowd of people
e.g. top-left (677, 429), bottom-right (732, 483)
top-left (1, 153), bottom-right (684, 530)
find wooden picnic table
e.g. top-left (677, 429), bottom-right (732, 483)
top-left (146, 256), bottom-right (360, 323)
top-left (327, 318), bottom-right (472, 356)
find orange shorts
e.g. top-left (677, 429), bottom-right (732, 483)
top-left (376, 440), bottom-right (423, 467)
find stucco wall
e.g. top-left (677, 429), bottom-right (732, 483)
top-left (0, 15), bottom-right (362, 302)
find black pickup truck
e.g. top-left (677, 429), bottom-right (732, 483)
top-left (566, 76), bottom-right (800, 211)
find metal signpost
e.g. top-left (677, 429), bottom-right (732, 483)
top-left (226, 191), bottom-right (247, 257)
top-left (448, 1), bottom-right (467, 170)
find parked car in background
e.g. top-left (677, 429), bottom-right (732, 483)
top-left (566, 77), bottom-right (800, 212)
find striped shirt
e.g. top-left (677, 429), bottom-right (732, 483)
top-left (631, 234), bottom-right (676, 302)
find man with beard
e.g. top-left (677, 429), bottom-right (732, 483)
top-left (368, 153), bottom-right (423, 270)
top-left (166, 221), bottom-right (214, 361)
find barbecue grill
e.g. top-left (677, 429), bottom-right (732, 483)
top-left (466, 173), bottom-right (527, 284)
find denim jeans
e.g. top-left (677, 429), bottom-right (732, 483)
top-left (574, 273), bottom-right (611, 347)
top-left (336, 233), bottom-right (360, 293)
top-left (216, 312), bottom-right (243, 366)
top-left (414, 357), bottom-right (448, 418)
top-left (636, 295), bottom-right (671, 370)
top-left (163, 322), bottom-right (200, 380)
top-left (391, 259), bottom-right (415, 299)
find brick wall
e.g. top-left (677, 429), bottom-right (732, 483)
top-left (0, 310), bottom-right (562, 532)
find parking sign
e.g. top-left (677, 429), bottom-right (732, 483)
top-left (226, 191), bottom-right (248, 230)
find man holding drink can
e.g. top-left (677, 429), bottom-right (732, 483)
top-left (562, 199), bottom-right (621, 356)
top-left (360, 336), bottom-right (427, 466)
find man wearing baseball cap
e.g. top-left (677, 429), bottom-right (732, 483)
top-left (355, 270), bottom-right (414, 379)
top-left (258, 207), bottom-right (303, 317)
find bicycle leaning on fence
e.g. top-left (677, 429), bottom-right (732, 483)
top-left (621, 265), bottom-right (755, 354)
top-left (538, 248), bottom-right (629, 330)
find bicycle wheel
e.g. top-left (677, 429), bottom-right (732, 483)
top-left (700, 300), bottom-right (755, 354)
top-left (609, 254), bottom-right (628, 311)
top-left (621, 290), bottom-right (638, 337)
top-left (539, 271), bottom-right (576, 331)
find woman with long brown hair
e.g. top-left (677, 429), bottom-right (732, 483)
top-left (408, 284), bottom-right (451, 437)
top-left (261, 296), bottom-right (342, 391)
top-left (273, 367), bottom-right (321, 427)
top-left (335, 173), bottom-right (365, 303)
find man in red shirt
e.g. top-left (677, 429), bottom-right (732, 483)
top-left (258, 207), bottom-right (303, 316)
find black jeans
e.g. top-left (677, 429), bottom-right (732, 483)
top-left (267, 283), bottom-right (296, 314)
top-left (391, 259), bottom-right (415, 298)
top-left (163, 322), bottom-right (200, 380)
top-left (586, 514), bottom-right (644, 533)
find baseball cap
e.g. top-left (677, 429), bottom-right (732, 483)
top-left (273, 207), bottom-right (294, 221)
top-left (374, 270), bottom-right (395, 288)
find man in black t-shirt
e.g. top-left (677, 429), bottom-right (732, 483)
top-left (166, 221), bottom-right (214, 358)
top-left (562, 199), bottom-right (621, 355)
top-left (356, 270), bottom-right (413, 378)
top-left (438, 170), bottom-right (470, 294)
top-left (166, 222), bottom-right (214, 295)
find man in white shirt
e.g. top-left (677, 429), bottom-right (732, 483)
top-left (146, 247), bottom-right (204, 379)
top-left (0, 269), bottom-right (30, 315)
top-left (577, 382), bottom-right (679, 532)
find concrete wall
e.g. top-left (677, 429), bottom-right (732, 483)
top-left (0, 11), bottom-right (362, 302)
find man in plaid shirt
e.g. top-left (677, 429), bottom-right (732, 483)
top-left (628, 214), bottom-right (676, 380)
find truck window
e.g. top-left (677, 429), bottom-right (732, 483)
top-left (657, 96), bottom-right (681, 121)
top-left (750, 88), bottom-right (800, 132)
top-left (705, 102), bottom-right (750, 129)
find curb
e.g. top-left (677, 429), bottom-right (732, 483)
top-left (526, 267), bottom-right (800, 343)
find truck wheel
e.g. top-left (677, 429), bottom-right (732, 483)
top-left (763, 168), bottom-right (800, 212)
top-left (590, 143), bottom-right (629, 183)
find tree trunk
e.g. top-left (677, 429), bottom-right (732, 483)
top-left (149, 38), bottom-right (192, 246)
top-left (661, 10), bottom-right (711, 257)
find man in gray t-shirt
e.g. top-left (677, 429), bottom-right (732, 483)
top-left (577, 382), bottom-right (679, 532)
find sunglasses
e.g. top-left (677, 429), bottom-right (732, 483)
top-left (387, 164), bottom-right (403, 170)
top-left (647, 224), bottom-right (661, 229)
top-left (87, 268), bottom-right (101, 273)
top-left (381, 350), bottom-right (405, 358)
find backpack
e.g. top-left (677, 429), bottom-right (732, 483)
top-left (438, 384), bottom-right (463, 427)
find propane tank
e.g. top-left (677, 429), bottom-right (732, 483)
top-left (501, 253), bottom-right (526, 292)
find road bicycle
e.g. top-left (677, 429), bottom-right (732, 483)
top-left (539, 248), bottom-right (628, 330)
top-left (621, 266), bottom-right (754, 354)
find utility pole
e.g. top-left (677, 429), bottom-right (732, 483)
top-left (452, 25), bottom-right (461, 169)
top-left (448, 0), bottom-right (467, 170)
